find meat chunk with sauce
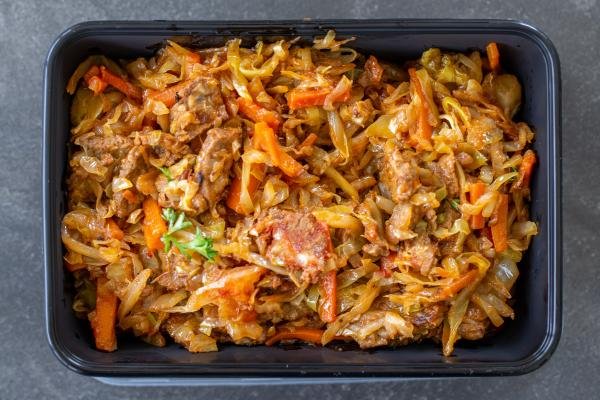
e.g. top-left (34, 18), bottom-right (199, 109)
top-left (75, 132), bottom-right (133, 163)
top-left (169, 77), bottom-right (229, 142)
top-left (411, 303), bottom-right (446, 339)
top-left (139, 131), bottom-right (190, 167)
top-left (400, 235), bottom-right (438, 275)
top-left (255, 209), bottom-right (333, 283)
top-left (459, 304), bottom-right (490, 340)
top-left (385, 202), bottom-right (416, 244)
top-left (431, 153), bottom-right (459, 197)
top-left (194, 127), bottom-right (241, 207)
top-left (112, 145), bottom-right (147, 218)
top-left (379, 145), bottom-right (419, 203)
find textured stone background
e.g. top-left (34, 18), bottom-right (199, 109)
top-left (0, 0), bottom-right (597, 398)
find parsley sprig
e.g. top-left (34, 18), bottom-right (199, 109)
top-left (448, 198), bottom-right (461, 211)
top-left (158, 166), bottom-right (173, 181)
top-left (160, 208), bottom-right (217, 261)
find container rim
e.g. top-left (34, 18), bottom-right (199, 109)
top-left (43, 18), bottom-right (562, 379)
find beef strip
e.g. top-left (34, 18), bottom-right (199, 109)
top-left (139, 131), bottom-right (191, 167)
top-left (411, 303), bottom-right (446, 338)
top-left (194, 127), bottom-right (241, 207)
top-left (169, 77), bottom-right (229, 143)
top-left (75, 132), bottom-right (133, 162)
top-left (385, 202), bottom-right (416, 244)
top-left (255, 209), bottom-right (334, 283)
top-left (400, 235), bottom-right (438, 276)
top-left (112, 145), bottom-right (146, 218)
top-left (430, 153), bottom-right (459, 197)
top-left (458, 304), bottom-right (489, 340)
top-left (380, 146), bottom-right (419, 203)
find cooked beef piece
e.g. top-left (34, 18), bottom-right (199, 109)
top-left (112, 145), bottom-right (146, 218)
top-left (401, 235), bottom-right (438, 275)
top-left (75, 132), bottom-right (133, 161)
top-left (169, 77), bottom-right (229, 142)
top-left (385, 202), bottom-right (416, 244)
top-left (431, 153), bottom-right (459, 197)
top-left (255, 209), bottom-right (333, 283)
top-left (380, 146), bottom-right (419, 203)
top-left (358, 55), bottom-right (384, 87)
top-left (194, 127), bottom-right (241, 207)
top-left (459, 304), bottom-right (489, 340)
top-left (411, 303), bottom-right (446, 338)
top-left (139, 131), bottom-right (190, 167)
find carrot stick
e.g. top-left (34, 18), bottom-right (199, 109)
top-left (435, 269), bottom-right (479, 301)
top-left (298, 133), bottom-right (318, 150)
top-left (491, 194), bottom-right (509, 253)
top-left (91, 277), bottom-right (118, 351)
top-left (408, 68), bottom-right (432, 150)
top-left (148, 80), bottom-right (194, 107)
top-left (319, 271), bottom-right (337, 323)
top-left (82, 65), bottom-right (107, 95)
top-left (513, 150), bottom-right (537, 190)
top-left (142, 198), bottom-right (167, 253)
top-left (99, 66), bottom-right (142, 102)
top-left (226, 163), bottom-right (266, 214)
top-left (87, 76), bottom-right (108, 95)
top-left (287, 87), bottom-right (331, 111)
top-left (486, 42), bottom-right (501, 72)
top-left (254, 122), bottom-right (304, 177)
top-left (106, 218), bottom-right (124, 240)
top-left (237, 97), bottom-right (281, 130)
top-left (469, 182), bottom-right (487, 229)
top-left (122, 189), bottom-right (137, 204)
top-left (265, 328), bottom-right (324, 346)
top-left (83, 66), bottom-right (99, 81)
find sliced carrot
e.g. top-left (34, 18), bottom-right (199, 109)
top-left (91, 277), bottom-right (118, 352)
top-left (122, 189), bottom-right (137, 204)
top-left (319, 271), bottom-right (337, 323)
top-left (287, 87), bottom-right (331, 111)
top-left (106, 218), bottom-right (124, 240)
top-left (408, 68), bottom-right (432, 150)
top-left (513, 150), bottom-right (537, 190)
top-left (83, 65), bottom-right (100, 82)
top-left (435, 269), bottom-right (479, 301)
top-left (99, 66), bottom-right (142, 102)
top-left (469, 182), bottom-right (487, 229)
top-left (142, 198), bottom-right (167, 253)
top-left (148, 80), bottom-right (194, 107)
top-left (298, 133), bottom-right (318, 150)
top-left (254, 122), bottom-right (304, 177)
top-left (87, 76), bottom-right (108, 95)
top-left (226, 163), bottom-right (266, 214)
top-left (486, 42), bottom-right (501, 72)
top-left (265, 328), bottom-right (324, 346)
top-left (237, 97), bottom-right (281, 130)
top-left (491, 194), bottom-right (509, 253)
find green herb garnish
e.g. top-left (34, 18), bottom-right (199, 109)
top-left (158, 166), bottom-right (173, 181)
top-left (160, 208), bottom-right (217, 261)
top-left (449, 198), bottom-right (460, 211)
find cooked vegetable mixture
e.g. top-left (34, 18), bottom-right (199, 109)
top-left (63, 32), bottom-right (537, 355)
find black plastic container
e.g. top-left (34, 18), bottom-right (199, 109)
top-left (43, 19), bottom-right (562, 381)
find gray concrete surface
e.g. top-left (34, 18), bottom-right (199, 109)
top-left (0, 0), bottom-right (597, 398)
